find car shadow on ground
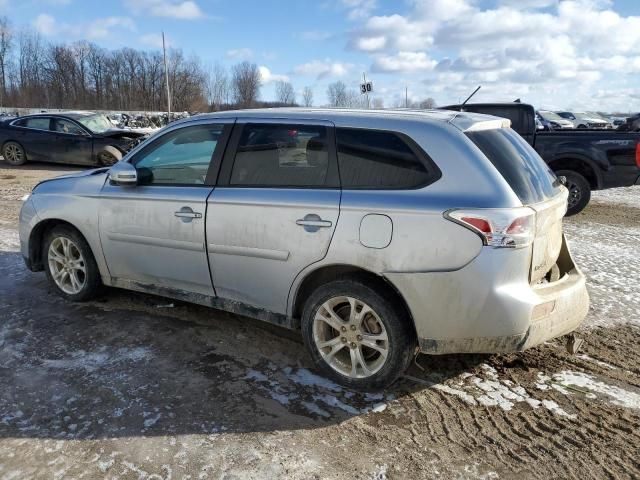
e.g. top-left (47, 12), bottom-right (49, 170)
top-left (0, 251), bottom-right (487, 440)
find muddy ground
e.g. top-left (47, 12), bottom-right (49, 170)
top-left (0, 162), bottom-right (639, 480)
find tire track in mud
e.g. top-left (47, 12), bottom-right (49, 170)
top-left (402, 351), bottom-right (640, 480)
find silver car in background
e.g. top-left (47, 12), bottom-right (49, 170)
top-left (19, 109), bottom-right (589, 389)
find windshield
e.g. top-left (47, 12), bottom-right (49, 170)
top-left (539, 110), bottom-right (564, 121)
top-left (77, 114), bottom-right (113, 133)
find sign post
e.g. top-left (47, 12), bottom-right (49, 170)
top-left (359, 73), bottom-right (372, 109)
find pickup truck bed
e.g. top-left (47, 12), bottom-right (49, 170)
top-left (443, 103), bottom-right (640, 215)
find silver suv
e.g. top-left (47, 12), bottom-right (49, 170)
top-left (19, 109), bottom-right (589, 389)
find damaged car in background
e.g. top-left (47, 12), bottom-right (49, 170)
top-left (0, 112), bottom-right (150, 167)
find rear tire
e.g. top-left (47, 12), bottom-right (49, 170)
top-left (2, 141), bottom-right (27, 166)
top-left (43, 225), bottom-right (102, 302)
top-left (301, 279), bottom-right (415, 390)
top-left (557, 169), bottom-right (591, 216)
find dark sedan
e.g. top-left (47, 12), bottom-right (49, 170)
top-left (0, 112), bottom-right (149, 167)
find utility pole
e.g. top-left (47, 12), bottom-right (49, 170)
top-left (162, 31), bottom-right (172, 121)
top-left (362, 72), bottom-right (370, 109)
top-left (405, 86), bottom-right (408, 108)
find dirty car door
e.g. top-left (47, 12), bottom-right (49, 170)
top-left (51, 118), bottom-right (94, 165)
top-left (206, 120), bottom-right (340, 314)
top-left (99, 121), bottom-right (232, 296)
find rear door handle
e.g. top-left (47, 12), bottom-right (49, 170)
top-left (296, 214), bottom-right (332, 232)
top-left (174, 207), bottom-right (202, 222)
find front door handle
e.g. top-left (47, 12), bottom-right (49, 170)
top-left (296, 214), bottom-right (332, 232)
top-left (174, 206), bottom-right (202, 222)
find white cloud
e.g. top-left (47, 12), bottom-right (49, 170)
top-left (293, 59), bottom-right (352, 79)
top-left (372, 51), bottom-right (436, 73)
top-left (33, 14), bottom-right (56, 36)
top-left (226, 48), bottom-right (253, 60)
top-left (341, 0), bottom-right (377, 21)
top-left (33, 13), bottom-right (135, 39)
top-left (344, 0), bottom-right (640, 110)
top-left (124, 0), bottom-right (204, 19)
top-left (258, 66), bottom-right (289, 84)
top-left (139, 33), bottom-right (173, 49)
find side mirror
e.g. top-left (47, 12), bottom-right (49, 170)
top-left (109, 162), bottom-right (138, 186)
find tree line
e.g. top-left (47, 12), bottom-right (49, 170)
top-left (0, 16), bottom-right (436, 113)
top-left (0, 16), bottom-right (312, 112)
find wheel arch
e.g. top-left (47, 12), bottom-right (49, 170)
top-left (28, 219), bottom-right (93, 271)
top-left (548, 156), bottom-right (602, 190)
top-left (290, 264), bottom-right (417, 338)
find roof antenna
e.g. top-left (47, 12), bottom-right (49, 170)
top-left (461, 85), bottom-right (481, 109)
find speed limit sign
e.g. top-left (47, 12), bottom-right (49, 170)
top-left (360, 82), bottom-right (373, 94)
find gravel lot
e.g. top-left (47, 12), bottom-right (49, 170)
top-left (0, 163), bottom-right (639, 479)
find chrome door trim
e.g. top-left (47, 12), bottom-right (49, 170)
top-left (207, 243), bottom-right (290, 261)
top-left (106, 232), bottom-right (205, 252)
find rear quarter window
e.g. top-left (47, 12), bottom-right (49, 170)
top-left (466, 128), bottom-right (561, 204)
top-left (336, 128), bottom-right (440, 189)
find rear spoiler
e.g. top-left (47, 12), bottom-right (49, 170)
top-left (448, 113), bottom-right (511, 132)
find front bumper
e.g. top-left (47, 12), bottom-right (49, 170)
top-left (385, 235), bottom-right (589, 354)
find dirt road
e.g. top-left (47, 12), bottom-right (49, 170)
top-left (1, 162), bottom-right (639, 479)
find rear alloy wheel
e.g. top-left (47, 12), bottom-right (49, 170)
top-left (2, 141), bottom-right (27, 166)
top-left (557, 169), bottom-right (591, 216)
top-left (302, 280), bottom-right (415, 390)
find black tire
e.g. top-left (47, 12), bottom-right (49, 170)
top-left (577, 124), bottom-right (587, 129)
top-left (556, 169), bottom-right (591, 216)
top-left (97, 146), bottom-right (122, 166)
top-left (301, 279), bottom-right (415, 390)
top-left (43, 225), bottom-right (102, 302)
top-left (2, 141), bottom-right (27, 166)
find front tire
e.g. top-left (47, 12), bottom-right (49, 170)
top-left (557, 169), bottom-right (591, 216)
top-left (2, 141), bottom-right (27, 166)
top-left (97, 146), bottom-right (122, 166)
top-left (43, 225), bottom-right (102, 302)
top-left (301, 279), bottom-right (415, 390)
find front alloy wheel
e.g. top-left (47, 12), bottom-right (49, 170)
top-left (43, 225), bottom-right (102, 301)
top-left (47, 237), bottom-right (87, 295)
top-left (313, 296), bottom-right (389, 378)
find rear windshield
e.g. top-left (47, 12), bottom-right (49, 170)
top-left (466, 128), bottom-right (561, 204)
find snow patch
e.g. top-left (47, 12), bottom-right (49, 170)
top-left (42, 346), bottom-right (152, 372)
top-left (434, 363), bottom-right (574, 417)
top-left (0, 227), bottom-right (19, 252)
top-left (552, 371), bottom-right (640, 409)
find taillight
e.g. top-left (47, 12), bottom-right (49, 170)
top-left (445, 208), bottom-right (536, 249)
top-left (635, 142), bottom-right (640, 168)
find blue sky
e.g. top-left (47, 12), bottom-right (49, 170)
top-left (2, 0), bottom-right (640, 111)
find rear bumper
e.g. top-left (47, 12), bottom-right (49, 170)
top-left (385, 235), bottom-right (589, 354)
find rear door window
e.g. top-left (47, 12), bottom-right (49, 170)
top-left (466, 127), bottom-right (561, 204)
top-left (336, 128), bottom-right (439, 189)
top-left (229, 124), bottom-right (331, 187)
top-left (24, 117), bottom-right (52, 131)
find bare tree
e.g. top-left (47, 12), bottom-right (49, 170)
top-left (302, 86), bottom-right (313, 107)
top-left (207, 62), bottom-right (229, 110)
top-left (231, 61), bottom-right (261, 108)
top-left (275, 80), bottom-right (295, 105)
top-left (372, 97), bottom-right (384, 109)
top-left (419, 97), bottom-right (437, 109)
top-left (327, 80), bottom-right (348, 108)
top-left (0, 17), bottom-right (13, 106)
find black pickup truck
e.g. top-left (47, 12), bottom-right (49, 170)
top-left (443, 103), bottom-right (640, 215)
